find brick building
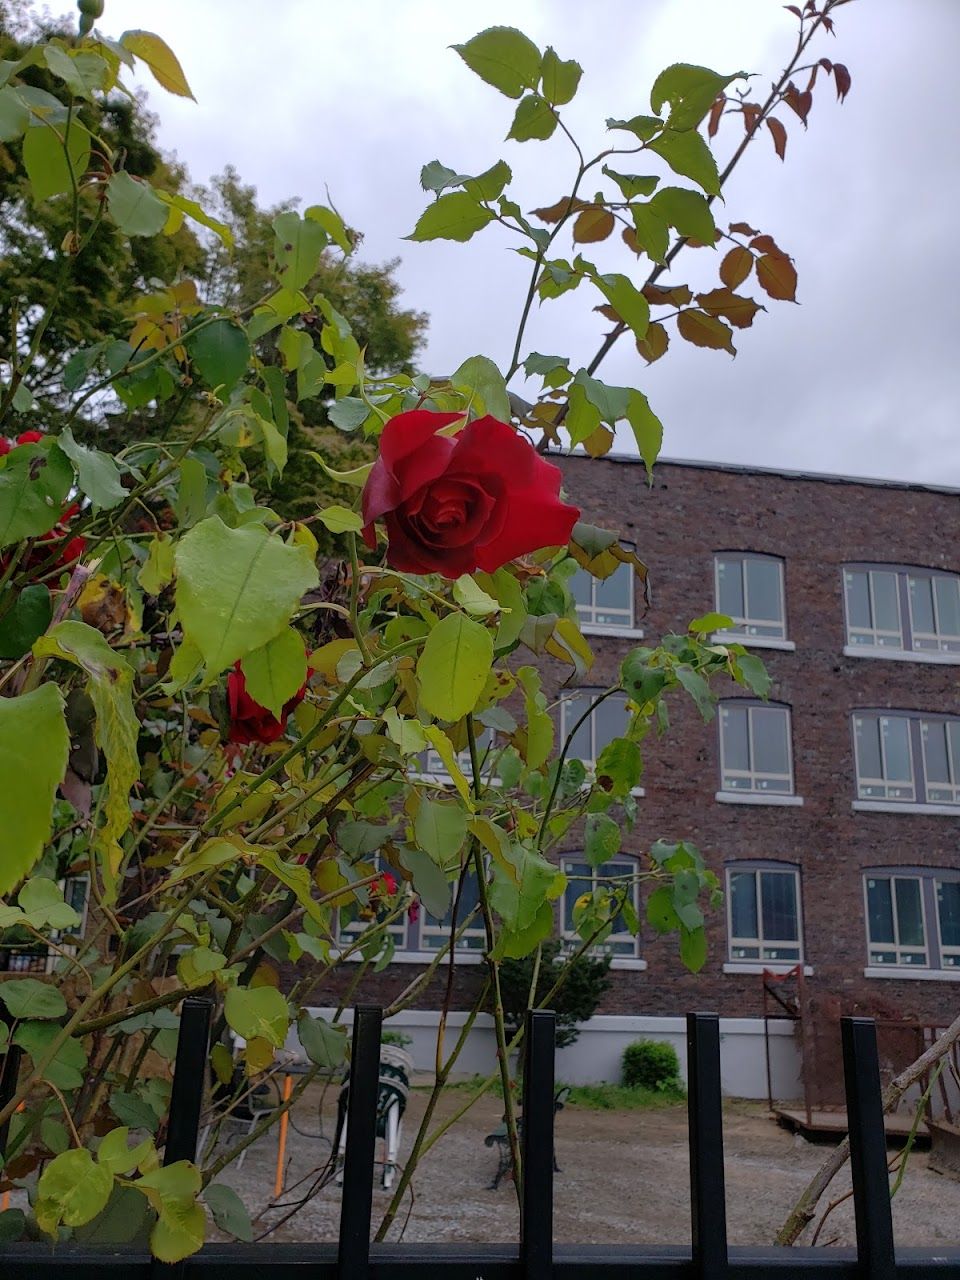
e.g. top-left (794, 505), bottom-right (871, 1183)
top-left (318, 455), bottom-right (960, 1092)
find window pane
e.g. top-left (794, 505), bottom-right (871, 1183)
top-left (855, 716), bottom-right (883, 781)
top-left (569, 569), bottom-right (592, 608)
top-left (895, 878), bottom-right (924, 948)
top-left (935, 577), bottom-right (960, 638)
top-left (881, 717), bottom-right (912, 782)
top-left (751, 707), bottom-right (790, 776)
top-left (716, 559), bottom-right (744, 619)
top-left (866, 878), bottom-right (894, 945)
top-left (909, 575), bottom-right (936, 634)
top-left (564, 693), bottom-right (593, 762)
top-left (845, 570), bottom-right (871, 630)
top-left (594, 695), bottom-right (626, 758)
top-left (746, 558), bottom-right (783, 623)
top-left (923, 721), bottom-right (950, 784)
top-left (938, 881), bottom-right (960, 949)
top-left (720, 705), bottom-right (749, 772)
top-left (871, 572), bottom-right (901, 634)
top-left (595, 562), bottom-right (630, 612)
top-left (729, 871), bottom-right (758, 940)
top-left (563, 861), bottom-right (592, 933)
top-left (761, 872), bottom-right (798, 941)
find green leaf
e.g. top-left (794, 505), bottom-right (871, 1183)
top-left (407, 191), bottom-right (494, 243)
top-left (453, 575), bottom-right (500, 617)
top-left (137, 534), bottom-right (175, 596)
top-left (650, 63), bottom-right (743, 131)
top-left (305, 203), bottom-right (352, 254)
top-left (105, 171), bottom-right (168, 236)
top-left (584, 813), bottom-right (621, 868)
top-left (57, 427), bottom-right (125, 510)
top-left (23, 122), bottom-right (90, 201)
top-left (620, 652), bottom-right (668, 704)
top-left (14, 1021), bottom-right (87, 1089)
top-left (602, 166), bottom-right (659, 200)
top-left (156, 191), bottom-right (233, 248)
top-left (690, 611), bottom-right (733, 634)
top-left (414, 796), bottom-right (468, 863)
top-left (174, 516), bottom-right (318, 673)
top-left (629, 202), bottom-right (669, 264)
top-left (593, 274), bottom-right (649, 340)
top-left (0, 977), bottom-right (66, 1019)
top-left (224, 986), bottom-right (289, 1048)
top-left (676, 665), bottom-right (715, 721)
top-left (570, 369), bottom-right (629, 426)
top-left (0, 684), bottom-right (68, 894)
top-left (296, 1012), bottom-right (347, 1070)
top-left (36, 1149), bottom-right (113, 1232)
top-left (420, 160), bottom-right (471, 194)
top-left (680, 925), bottom-right (708, 972)
top-left (736, 652), bottom-right (772, 699)
top-left (0, 85), bottom-right (29, 141)
top-left (317, 504), bottom-right (363, 533)
top-left (204, 1183), bottom-right (253, 1242)
top-left (97, 1127), bottom-right (153, 1176)
top-left (150, 1195), bottom-right (205, 1263)
top-left (606, 114), bottom-right (663, 142)
top-left (0, 1208), bottom-right (25, 1243)
top-left (175, 457), bottom-right (208, 528)
top-left (646, 884), bottom-right (681, 934)
top-left (462, 160), bottom-right (512, 202)
top-left (186, 319), bottom-right (250, 394)
top-left (0, 440), bottom-right (73, 547)
top-left (452, 27), bottom-right (541, 99)
top-left (327, 397), bottom-right (370, 432)
top-left (450, 354), bottom-right (511, 420)
top-left (18, 877), bottom-right (80, 929)
top-left (507, 93), bottom-right (557, 142)
top-left (308, 455), bottom-right (374, 489)
top-left (383, 707), bottom-right (428, 756)
top-left (500, 898), bottom-right (554, 958)
top-left (0, 584), bottom-right (52, 659)
top-left (109, 1090), bottom-right (160, 1132)
top-left (625, 390), bottom-right (663, 476)
top-left (397, 845), bottom-right (451, 919)
top-left (417, 613), bottom-right (494, 723)
top-left (516, 665), bottom-right (553, 770)
top-left (273, 211), bottom-right (327, 289)
top-left (650, 186), bottom-right (716, 243)
top-left (648, 129), bottom-right (720, 197)
top-left (240, 626), bottom-right (307, 720)
top-left (33, 622), bottom-right (139, 891)
top-left (540, 47), bottom-right (581, 105)
top-left (595, 737), bottom-right (642, 798)
top-left (119, 30), bottom-right (195, 98)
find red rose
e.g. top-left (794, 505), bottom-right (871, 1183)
top-left (16, 431), bottom-right (44, 446)
top-left (378, 871), bottom-right (397, 896)
top-left (225, 662), bottom-right (307, 745)
top-left (0, 439), bottom-right (10, 457)
top-left (361, 410), bottom-right (579, 578)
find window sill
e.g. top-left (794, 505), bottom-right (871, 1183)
top-left (609, 957), bottom-right (648, 971)
top-left (713, 631), bottom-right (795, 652)
top-left (580, 624), bottom-right (645, 640)
top-left (864, 966), bottom-right (960, 983)
top-left (853, 800), bottom-right (960, 817)
top-left (842, 645), bottom-right (960, 666)
top-left (334, 949), bottom-right (485, 965)
top-left (715, 791), bottom-right (804, 807)
top-left (410, 772), bottom-right (502, 790)
top-left (723, 962), bottom-right (813, 976)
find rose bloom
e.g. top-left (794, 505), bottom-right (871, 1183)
top-left (225, 662), bottom-right (307, 745)
top-left (361, 410), bottom-right (579, 578)
top-left (0, 430), bottom-right (44, 457)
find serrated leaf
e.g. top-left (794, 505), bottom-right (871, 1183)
top-left (462, 160), bottom-right (512, 202)
top-left (407, 191), bottom-right (494, 243)
top-left (120, 30), bottom-right (195, 99)
top-left (650, 186), bottom-right (716, 243)
top-left (540, 46), bottom-right (581, 105)
top-left (419, 160), bottom-right (471, 194)
top-left (606, 114), bottom-right (663, 141)
top-left (37, 1149), bottom-right (113, 1232)
top-left (602, 167), bottom-right (659, 200)
top-left (677, 309), bottom-right (735, 354)
top-left (720, 245), bottom-right (753, 288)
top-left (0, 684), bottom-right (68, 894)
top-left (625, 389), bottom-right (662, 476)
top-left (507, 92), bottom-right (557, 142)
top-left (648, 128), bottom-right (720, 195)
top-left (756, 252), bottom-right (798, 301)
top-left (452, 27), bottom-right (542, 99)
top-left (240, 626), bottom-right (306, 720)
top-left (450, 354), bottom-right (511, 420)
top-left (650, 64), bottom-right (743, 130)
top-left (593, 274), bottom-right (649, 340)
top-left (416, 613), bottom-right (493, 722)
top-left (628, 203), bottom-right (669, 264)
top-left (106, 171), bottom-right (168, 236)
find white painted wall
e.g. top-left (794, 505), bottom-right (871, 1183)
top-left (296, 1007), bottom-right (802, 1100)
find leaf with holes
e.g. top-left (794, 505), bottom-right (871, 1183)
top-left (650, 64), bottom-right (745, 130)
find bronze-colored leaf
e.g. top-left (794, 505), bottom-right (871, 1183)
top-left (583, 424), bottom-right (615, 457)
top-left (593, 303), bottom-right (621, 323)
top-left (677, 308), bottom-right (736, 354)
top-left (832, 63), bottom-right (852, 101)
top-left (749, 233), bottom-right (782, 255)
top-left (643, 283), bottom-right (692, 307)
top-left (572, 205), bottom-right (615, 243)
top-left (783, 83), bottom-right (812, 124)
top-left (530, 195), bottom-right (589, 223)
top-left (756, 253), bottom-right (797, 302)
top-left (729, 221), bottom-right (759, 236)
top-left (707, 97), bottom-right (725, 139)
top-left (719, 246), bottom-right (753, 289)
top-left (636, 322), bottom-right (669, 364)
top-left (766, 117), bottom-right (787, 161)
top-left (695, 287), bottom-right (763, 329)
top-left (742, 103), bottom-right (761, 132)
top-left (622, 226), bottom-right (642, 256)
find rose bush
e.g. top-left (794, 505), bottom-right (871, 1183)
top-left (225, 663), bottom-right (308, 745)
top-left (361, 410), bottom-right (579, 576)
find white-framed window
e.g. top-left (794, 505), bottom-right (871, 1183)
top-left (559, 689), bottom-right (630, 769)
top-left (559, 857), bottom-right (640, 958)
top-left (715, 554), bottom-right (787, 639)
top-left (936, 877), bottom-right (960, 969)
top-left (335, 856), bottom-right (408, 952)
top-left (726, 864), bottom-right (802, 963)
top-left (417, 726), bottom-right (495, 783)
top-left (864, 873), bottom-right (929, 967)
top-left (921, 719), bottom-right (960, 804)
top-left (844, 568), bottom-right (904, 649)
top-left (853, 713), bottom-right (915, 801)
top-left (570, 559), bottom-right (635, 632)
top-left (843, 565), bottom-right (960, 657)
top-left (420, 868), bottom-right (486, 953)
top-left (719, 702), bottom-right (794, 794)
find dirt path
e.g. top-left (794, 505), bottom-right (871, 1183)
top-left (214, 1082), bottom-right (960, 1248)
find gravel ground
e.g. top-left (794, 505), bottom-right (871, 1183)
top-left (210, 1078), bottom-right (960, 1249)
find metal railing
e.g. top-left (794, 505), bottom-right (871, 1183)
top-left (3, 1000), bottom-right (960, 1277)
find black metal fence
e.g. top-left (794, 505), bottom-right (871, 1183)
top-left (4, 1002), bottom-right (960, 1278)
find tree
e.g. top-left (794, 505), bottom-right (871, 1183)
top-left (500, 939), bottom-right (612, 1051)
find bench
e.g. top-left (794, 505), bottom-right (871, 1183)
top-left (484, 1085), bottom-right (570, 1190)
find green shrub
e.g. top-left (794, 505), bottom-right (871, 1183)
top-left (622, 1039), bottom-right (683, 1092)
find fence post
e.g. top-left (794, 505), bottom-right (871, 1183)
top-left (520, 1008), bottom-right (555, 1280)
top-left (337, 1004), bottom-right (382, 1280)
top-left (841, 1016), bottom-right (896, 1280)
top-left (687, 1012), bottom-right (728, 1279)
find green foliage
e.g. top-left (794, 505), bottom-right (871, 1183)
top-left (621, 1039), bottom-right (684, 1093)
top-left (499, 939), bottom-right (612, 1049)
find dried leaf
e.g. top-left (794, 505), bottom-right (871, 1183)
top-left (695, 287), bottom-right (763, 329)
top-left (766, 116), bottom-right (787, 161)
top-left (572, 205), bottom-right (615, 244)
top-left (707, 97), bottom-right (725, 138)
top-left (677, 308), bottom-right (736, 354)
top-left (643, 283), bottom-right (692, 307)
top-left (756, 253), bottom-right (798, 302)
top-left (749, 233), bottom-right (783, 255)
top-left (530, 195), bottom-right (589, 223)
top-left (832, 63), bottom-right (852, 101)
top-left (729, 221), bottom-right (759, 236)
top-left (719, 245), bottom-right (753, 289)
top-left (783, 84), bottom-right (812, 124)
top-left (636, 322), bottom-right (669, 364)
top-left (621, 226), bottom-right (642, 256)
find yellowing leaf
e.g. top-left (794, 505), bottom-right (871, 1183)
top-left (120, 30), bottom-right (195, 99)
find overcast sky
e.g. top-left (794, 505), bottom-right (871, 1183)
top-left (65, 1), bottom-right (960, 484)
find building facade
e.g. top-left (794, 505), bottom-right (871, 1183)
top-left (317, 455), bottom-right (960, 1090)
